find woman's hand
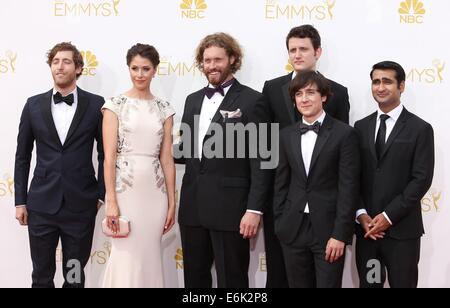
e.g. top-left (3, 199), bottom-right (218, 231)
top-left (163, 205), bottom-right (175, 235)
top-left (106, 201), bottom-right (121, 234)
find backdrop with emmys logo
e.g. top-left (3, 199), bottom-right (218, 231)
top-left (1, 0), bottom-right (448, 287)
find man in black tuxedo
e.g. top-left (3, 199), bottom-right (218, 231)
top-left (175, 33), bottom-right (270, 288)
top-left (262, 25), bottom-right (350, 288)
top-left (14, 42), bottom-right (105, 288)
top-left (355, 61), bottom-right (434, 288)
top-left (273, 71), bottom-right (359, 288)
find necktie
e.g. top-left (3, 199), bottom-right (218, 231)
top-left (375, 114), bottom-right (390, 159)
top-left (300, 121), bottom-right (321, 135)
top-left (53, 92), bottom-right (74, 106)
top-left (203, 78), bottom-right (235, 99)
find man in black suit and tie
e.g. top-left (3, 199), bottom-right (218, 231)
top-left (14, 42), bottom-right (105, 288)
top-left (175, 33), bottom-right (270, 288)
top-left (262, 25), bottom-right (350, 288)
top-left (354, 61), bottom-right (434, 288)
top-left (273, 71), bottom-right (359, 288)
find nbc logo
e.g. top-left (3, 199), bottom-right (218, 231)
top-left (175, 248), bottom-right (184, 269)
top-left (399, 0), bottom-right (426, 24)
top-left (285, 60), bottom-right (294, 73)
top-left (81, 51), bottom-right (99, 76)
top-left (180, 0), bottom-right (207, 19)
top-left (0, 51), bottom-right (17, 75)
top-left (0, 173), bottom-right (14, 197)
top-left (406, 59), bottom-right (445, 84)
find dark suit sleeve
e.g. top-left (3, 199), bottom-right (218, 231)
top-left (261, 81), bottom-right (275, 123)
top-left (96, 98), bottom-right (106, 202)
top-left (246, 95), bottom-right (272, 212)
top-left (332, 129), bottom-right (360, 243)
top-left (14, 100), bottom-right (34, 206)
top-left (273, 131), bottom-right (290, 219)
top-left (173, 96), bottom-right (190, 165)
top-left (385, 123), bottom-right (435, 224)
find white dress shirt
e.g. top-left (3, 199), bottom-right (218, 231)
top-left (356, 103), bottom-right (404, 225)
top-left (51, 88), bottom-right (78, 145)
top-left (198, 84), bottom-right (232, 159)
top-left (301, 111), bottom-right (326, 214)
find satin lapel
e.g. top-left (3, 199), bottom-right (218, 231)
top-left (290, 127), bottom-right (307, 180)
top-left (64, 87), bottom-right (89, 147)
top-left (309, 115), bottom-right (332, 174)
top-left (39, 90), bottom-right (62, 148)
top-left (368, 112), bottom-right (378, 163)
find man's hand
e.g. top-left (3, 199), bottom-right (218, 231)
top-left (358, 214), bottom-right (385, 241)
top-left (365, 214), bottom-right (391, 240)
top-left (15, 207), bottom-right (28, 226)
top-left (325, 238), bottom-right (345, 263)
top-left (240, 212), bottom-right (261, 239)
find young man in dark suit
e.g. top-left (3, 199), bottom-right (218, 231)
top-left (14, 42), bottom-right (105, 288)
top-left (273, 71), bottom-right (359, 288)
top-left (261, 25), bottom-right (350, 287)
top-left (355, 61), bottom-right (435, 288)
top-left (176, 33), bottom-right (270, 288)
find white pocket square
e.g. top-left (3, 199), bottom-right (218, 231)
top-left (220, 109), bottom-right (242, 120)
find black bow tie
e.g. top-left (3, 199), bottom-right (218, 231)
top-left (203, 78), bottom-right (235, 99)
top-left (53, 92), bottom-right (74, 106)
top-left (300, 121), bottom-right (321, 135)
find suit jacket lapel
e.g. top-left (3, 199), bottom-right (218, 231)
top-left (281, 73), bottom-right (295, 124)
top-left (367, 112), bottom-right (378, 162)
top-left (309, 115), bottom-right (332, 174)
top-left (64, 87), bottom-right (89, 147)
top-left (290, 127), bottom-right (307, 180)
top-left (39, 89), bottom-right (62, 148)
top-left (380, 108), bottom-right (410, 160)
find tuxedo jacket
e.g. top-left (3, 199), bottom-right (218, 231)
top-left (262, 72), bottom-right (350, 130)
top-left (354, 108), bottom-right (434, 240)
top-left (273, 115), bottom-right (360, 246)
top-left (14, 87), bottom-right (105, 214)
top-left (176, 80), bottom-right (271, 232)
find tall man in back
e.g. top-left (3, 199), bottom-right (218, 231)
top-left (261, 24), bottom-right (350, 287)
top-left (355, 61), bottom-right (435, 288)
top-left (14, 42), bottom-right (105, 288)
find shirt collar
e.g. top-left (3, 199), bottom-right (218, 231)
top-left (303, 111), bottom-right (326, 125)
top-left (377, 103), bottom-right (404, 122)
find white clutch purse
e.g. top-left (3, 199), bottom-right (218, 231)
top-left (101, 216), bottom-right (131, 238)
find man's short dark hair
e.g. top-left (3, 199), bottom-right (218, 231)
top-left (286, 25), bottom-right (321, 50)
top-left (289, 71), bottom-right (331, 101)
top-left (370, 61), bottom-right (406, 88)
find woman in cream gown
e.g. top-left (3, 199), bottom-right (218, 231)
top-left (101, 44), bottom-right (176, 288)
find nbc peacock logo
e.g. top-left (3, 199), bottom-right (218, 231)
top-left (285, 59), bottom-right (294, 73)
top-left (0, 51), bottom-right (17, 75)
top-left (180, 0), bottom-right (207, 19)
top-left (81, 51), bottom-right (99, 76)
top-left (175, 248), bottom-right (184, 269)
top-left (399, 0), bottom-right (426, 24)
top-left (0, 173), bottom-right (14, 197)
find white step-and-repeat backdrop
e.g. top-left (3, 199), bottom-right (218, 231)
top-left (1, 0), bottom-right (448, 287)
